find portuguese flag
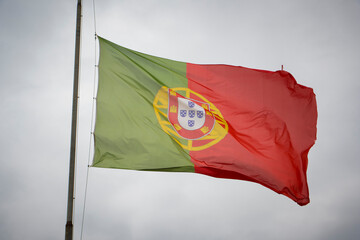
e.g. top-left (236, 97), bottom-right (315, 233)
top-left (93, 37), bottom-right (317, 206)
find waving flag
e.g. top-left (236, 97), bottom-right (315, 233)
top-left (93, 37), bottom-right (317, 205)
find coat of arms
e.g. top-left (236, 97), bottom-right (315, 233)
top-left (167, 89), bottom-right (215, 140)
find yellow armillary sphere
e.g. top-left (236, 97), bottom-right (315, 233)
top-left (153, 86), bottom-right (228, 151)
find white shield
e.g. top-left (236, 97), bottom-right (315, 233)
top-left (177, 98), bottom-right (205, 130)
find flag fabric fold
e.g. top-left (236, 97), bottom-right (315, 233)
top-left (93, 36), bottom-right (317, 206)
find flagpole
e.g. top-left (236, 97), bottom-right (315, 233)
top-left (66, 0), bottom-right (82, 240)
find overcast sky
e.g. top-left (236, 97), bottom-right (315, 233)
top-left (1, 0), bottom-right (360, 239)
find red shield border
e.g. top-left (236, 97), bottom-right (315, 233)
top-left (167, 89), bottom-right (215, 140)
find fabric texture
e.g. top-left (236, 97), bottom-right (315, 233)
top-left (93, 37), bottom-right (317, 205)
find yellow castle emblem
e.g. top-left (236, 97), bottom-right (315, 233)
top-left (153, 86), bottom-right (228, 151)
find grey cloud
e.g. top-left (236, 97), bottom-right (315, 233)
top-left (1, 0), bottom-right (359, 240)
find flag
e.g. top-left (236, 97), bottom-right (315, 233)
top-left (93, 37), bottom-right (317, 206)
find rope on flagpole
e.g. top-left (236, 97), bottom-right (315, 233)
top-left (92, 0), bottom-right (97, 35)
top-left (80, 0), bottom-right (98, 239)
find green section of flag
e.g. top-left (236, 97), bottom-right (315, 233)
top-left (92, 37), bottom-right (194, 172)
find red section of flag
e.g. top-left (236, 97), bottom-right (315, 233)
top-left (187, 63), bottom-right (317, 206)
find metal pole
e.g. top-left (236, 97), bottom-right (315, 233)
top-left (66, 0), bottom-right (82, 239)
